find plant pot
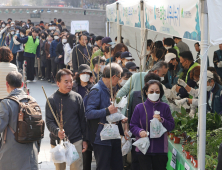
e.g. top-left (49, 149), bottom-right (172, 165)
top-left (185, 151), bottom-right (191, 159)
top-left (170, 133), bottom-right (174, 140)
top-left (193, 158), bottom-right (198, 168)
top-left (174, 136), bottom-right (181, 144)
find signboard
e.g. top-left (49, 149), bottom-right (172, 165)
top-left (30, 13), bottom-right (41, 18)
top-left (144, 0), bottom-right (201, 41)
top-left (71, 20), bottom-right (89, 34)
top-left (106, 2), bottom-right (117, 22)
top-left (170, 148), bottom-right (177, 169)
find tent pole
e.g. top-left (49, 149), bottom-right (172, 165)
top-left (198, 0), bottom-right (208, 169)
top-left (116, 2), bottom-right (121, 43)
top-left (106, 22), bottom-right (110, 37)
top-left (140, 0), bottom-right (147, 71)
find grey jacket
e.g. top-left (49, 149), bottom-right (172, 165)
top-left (0, 89), bottom-right (38, 170)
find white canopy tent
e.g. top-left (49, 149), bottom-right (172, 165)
top-left (106, 0), bottom-right (222, 169)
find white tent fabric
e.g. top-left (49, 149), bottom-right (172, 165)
top-left (207, 0), bottom-right (222, 45)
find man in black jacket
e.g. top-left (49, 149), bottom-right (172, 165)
top-left (55, 34), bottom-right (67, 69)
top-left (72, 34), bottom-right (92, 74)
top-left (46, 68), bottom-right (88, 170)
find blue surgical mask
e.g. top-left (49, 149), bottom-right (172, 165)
top-left (36, 36), bottom-right (39, 39)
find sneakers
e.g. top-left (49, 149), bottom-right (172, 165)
top-left (40, 77), bottom-right (45, 81)
top-left (48, 79), bottom-right (51, 83)
top-left (26, 80), bottom-right (36, 83)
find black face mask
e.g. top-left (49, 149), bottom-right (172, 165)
top-left (180, 62), bottom-right (184, 69)
top-left (41, 35), bottom-right (45, 39)
top-left (168, 63), bottom-right (174, 70)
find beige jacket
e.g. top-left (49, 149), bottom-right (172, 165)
top-left (0, 62), bottom-right (18, 99)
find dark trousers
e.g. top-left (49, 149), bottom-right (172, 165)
top-left (93, 139), bottom-right (123, 170)
top-left (83, 150), bottom-right (92, 170)
top-left (25, 57), bottom-right (35, 81)
top-left (131, 145), bottom-right (140, 170)
top-left (58, 63), bottom-right (65, 70)
top-left (11, 53), bottom-right (17, 65)
top-left (137, 154), bottom-right (168, 170)
top-left (50, 58), bottom-right (57, 80)
top-left (217, 143), bottom-right (222, 170)
top-left (41, 67), bottom-right (45, 77)
top-left (46, 59), bottom-right (51, 79)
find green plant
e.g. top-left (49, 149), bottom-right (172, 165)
top-left (174, 130), bottom-right (183, 137)
top-left (115, 97), bottom-right (122, 104)
top-left (189, 143), bottom-right (197, 158)
top-left (205, 155), bottom-right (217, 170)
top-left (183, 143), bottom-right (193, 152)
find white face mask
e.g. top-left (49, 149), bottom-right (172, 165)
top-left (11, 31), bottom-right (14, 35)
top-left (16, 30), bottom-right (19, 34)
top-left (131, 71), bottom-right (137, 74)
top-left (160, 77), bottom-right (164, 81)
top-left (100, 65), bottom-right (105, 73)
top-left (117, 60), bottom-right (121, 64)
top-left (165, 46), bottom-right (172, 50)
top-left (80, 74), bottom-right (90, 82)
top-left (49, 27), bottom-right (52, 30)
top-left (54, 36), bottom-right (59, 40)
top-left (207, 85), bottom-right (212, 92)
top-left (2, 24), bottom-right (5, 28)
top-left (20, 34), bottom-right (24, 37)
top-left (148, 93), bottom-right (160, 102)
top-left (62, 39), bottom-right (67, 44)
top-left (51, 26), bottom-right (56, 30)
top-left (120, 79), bottom-right (127, 86)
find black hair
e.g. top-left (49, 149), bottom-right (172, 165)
top-left (6, 71), bottom-right (22, 88)
top-left (79, 34), bottom-right (87, 41)
top-left (207, 68), bottom-right (222, 85)
top-left (67, 34), bottom-right (75, 49)
top-left (96, 36), bottom-right (104, 41)
top-left (58, 19), bottom-right (62, 23)
top-left (92, 45), bottom-right (99, 50)
top-left (92, 56), bottom-right (106, 66)
top-left (155, 41), bottom-right (163, 48)
top-left (62, 28), bottom-right (69, 32)
top-left (144, 72), bottom-right (161, 83)
top-left (48, 33), bottom-right (54, 40)
top-left (147, 39), bottom-right (153, 47)
top-left (33, 28), bottom-right (39, 33)
top-left (143, 80), bottom-right (164, 99)
top-left (164, 38), bottom-right (175, 47)
top-left (40, 26), bottom-right (45, 30)
top-left (56, 68), bottom-right (73, 82)
top-left (167, 48), bottom-right (179, 63)
top-left (28, 31), bottom-right (32, 36)
top-left (20, 28), bottom-right (26, 35)
top-left (179, 51), bottom-right (194, 61)
top-left (194, 42), bottom-right (200, 46)
top-left (113, 51), bottom-right (122, 61)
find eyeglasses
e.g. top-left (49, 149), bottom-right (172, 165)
top-left (148, 91), bottom-right (160, 94)
top-left (115, 75), bottom-right (121, 79)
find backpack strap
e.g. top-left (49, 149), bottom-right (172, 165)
top-left (3, 125), bottom-right (15, 144)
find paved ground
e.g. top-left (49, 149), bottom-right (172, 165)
top-left (28, 80), bottom-right (96, 170)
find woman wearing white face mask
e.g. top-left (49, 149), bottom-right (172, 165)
top-left (130, 80), bottom-right (175, 170)
top-left (72, 64), bottom-right (93, 98)
top-left (120, 51), bottom-right (135, 68)
top-left (113, 51), bottom-right (122, 65)
top-left (125, 61), bottom-right (139, 74)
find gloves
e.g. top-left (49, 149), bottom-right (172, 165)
top-left (189, 106), bottom-right (196, 118)
top-left (189, 88), bottom-right (199, 98)
top-left (175, 98), bottom-right (187, 106)
top-left (217, 61), bottom-right (222, 68)
top-left (177, 79), bottom-right (187, 88)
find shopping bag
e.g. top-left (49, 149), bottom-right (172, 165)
top-left (122, 139), bottom-right (132, 156)
top-left (133, 132), bottom-right (150, 155)
top-left (50, 142), bottom-right (66, 163)
top-left (114, 96), bottom-right (128, 108)
top-left (106, 112), bottom-right (126, 123)
top-left (100, 123), bottom-right (121, 140)
top-left (150, 111), bottom-right (167, 138)
top-left (121, 130), bottom-right (132, 145)
top-left (64, 141), bottom-right (79, 166)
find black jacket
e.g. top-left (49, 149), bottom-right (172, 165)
top-left (45, 90), bottom-right (86, 146)
top-left (72, 44), bottom-right (92, 73)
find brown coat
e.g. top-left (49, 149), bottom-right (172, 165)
top-left (45, 41), bottom-right (51, 60)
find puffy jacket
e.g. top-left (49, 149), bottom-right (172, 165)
top-left (85, 79), bottom-right (124, 146)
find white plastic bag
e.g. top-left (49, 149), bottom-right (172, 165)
top-left (50, 143), bottom-right (66, 163)
top-left (64, 141), bottom-right (79, 166)
top-left (122, 139), bottom-right (132, 156)
top-left (106, 112), bottom-right (126, 123)
top-left (150, 111), bottom-right (167, 138)
top-left (121, 131), bottom-right (132, 145)
top-left (100, 123), bottom-right (121, 140)
top-left (133, 132), bottom-right (150, 155)
top-left (114, 96), bottom-right (127, 108)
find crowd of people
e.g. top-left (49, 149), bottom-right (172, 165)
top-left (0, 17), bottom-right (222, 170)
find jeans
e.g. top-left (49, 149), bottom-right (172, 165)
top-left (18, 60), bottom-right (24, 70)
top-left (25, 57), bottom-right (35, 81)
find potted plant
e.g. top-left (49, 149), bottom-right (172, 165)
top-left (183, 143), bottom-right (192, 159)
top-left (173, 130), bottom-right (182, 144)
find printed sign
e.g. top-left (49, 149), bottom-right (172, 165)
top-left (71, 21), bottom-right (89, 34)
top-left (170, 148), bottom-right (177, 169)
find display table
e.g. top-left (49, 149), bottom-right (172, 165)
top-left (167, 138), bottom-right (198, 170)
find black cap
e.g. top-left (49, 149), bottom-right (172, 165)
top-left (125, 62), bottom-right (139, 70)
top-left (121, 51), bottom-right (134, 60)
top-left (102, 37), bottom-right (115, 45)
top-left (78, 64), bottom-right (92, 75)
top-left (121, 68), bottom-right (132, 78)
